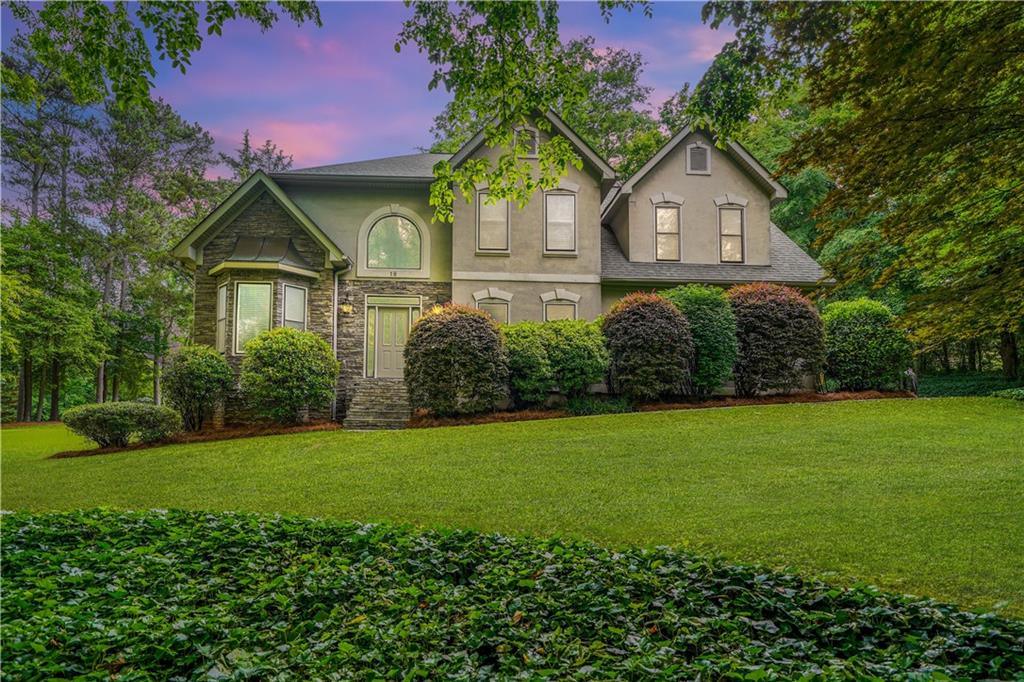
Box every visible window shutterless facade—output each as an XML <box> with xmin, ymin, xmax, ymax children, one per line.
<box><xmin>476</xmin><ymin>191</ymin><xmax>510</xmax><ymax>252</ymax></box>
<box><xmin>654</xmin><ymin>205</ymin><xmax>681</xmax><ymax>261</ymax></box>
<box><xmin>719</xmin><ymin>206</ymin><xmax>745</xmax><ymax>263</ymax></box>
<box><xmin>234</xmin><ymin>282</ymin><xmax>272</xmax><ymax>354</ymax></box>
<box><xmin>215</xmin><ymin>284</ymin><xmax>227</xmax><ymax>353</ymax></box>
<box><xmin>283</xmin><ymin>284</ymin><xmax>307</xmax><ymax>330</ymax></box>
<box><xmin>544</xmin><ymin>193</ymin><xmax>576</xmax><ymax>254</ymax></box>
<box><xmin>544</xmin><ymin>301</ymin><xmax>577</xmax><ymax>321</ymax></box>
<box><xmin>477</xmin><ymin>300</ymin><xmax>510</xmax><ymax>324</ymax></box>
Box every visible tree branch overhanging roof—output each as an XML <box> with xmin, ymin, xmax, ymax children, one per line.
<box><xmin>171</xmin><ymin>171</ymin><xmax>347</xmax><ymax>269</ymax></box>
<box><xmin>448</xmin><ymin>109</ymin><xmax>616</xmax><ymax>181</ymax></box>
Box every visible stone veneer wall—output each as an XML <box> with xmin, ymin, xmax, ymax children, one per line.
<box><xmin>195</xmin><ymin>192</ymin><xmax>335</xmax><ymax>424</ymax></box>
<box><xmin>334</xmin><ymin>279</ymin><xmax>452</xmax><ymax>418</ymax></box>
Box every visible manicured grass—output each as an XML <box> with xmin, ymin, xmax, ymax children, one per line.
<box><xmin>3</xmin><ymin>398</ymin><xmax>1022</xmax><ymax>615</ymax></box>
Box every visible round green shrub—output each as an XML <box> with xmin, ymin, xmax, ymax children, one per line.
<box><xmin>239</xmin><ymin>328</ymin><xmax>340</xmax><ymax>424</ymax></box>
<box><xmin>404</xmin><ymin>304</ymin><xmax>508</xmax><ymax>416</ymax></box>
<box><xmin>661</xmin><ymin>284</ymin><xmax>738</xmax><ymax>397</ymax></box>
<box><xmin>539</xmin><ymin>319</ymin><xmax>609</xmax><ymax>397</ymax></box>
<box><xmin>822</xmin><ymin>298</ymin><xmax>911</xmax><ymax>391</ymax></box>
<box><xmin>162</xmin><ymin>345</ymin><xmax>234</xmax><ymax>431</ymax></box>
<box><xmin>501</xmin><ymin>322</ymin><xmax>555</xmax><ymax>406</ymax></box>
<box><xmin>602</xmin><ymin>292</ymin><xmax>693</xmax><ymax>401</ymax></box>
<box><xmin>63</xmin><ymin>402</ymin><xmax>182</xmax><ymax>448</ymax></box>
<box><xmin>727</xmin><ymin>283</ymin><xmax>825</xmax><ymax>397</ymax></box>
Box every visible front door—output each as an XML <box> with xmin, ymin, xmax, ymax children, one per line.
<box><xmin>375</xmin><ymin>306</ymin><xmax>409</xmax><ymax>378</ymax></box>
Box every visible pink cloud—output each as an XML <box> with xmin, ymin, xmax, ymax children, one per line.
<box><xmin>246</xmin><ymin>118</ymin><xmax>362</xmax><ymax>167</ymax></box>
<box><xmin>668</xmin><ymin>25</ymin><xmax>735</xmax><ymax>63</ymax></box>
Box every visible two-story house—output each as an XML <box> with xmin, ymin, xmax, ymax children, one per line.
<box><xmin>172</xmin><ymin>112</ymin><xmax>824</xmax><ymax>427</ymax></box>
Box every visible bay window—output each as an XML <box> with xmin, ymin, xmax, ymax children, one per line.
<box><xmin>283</xmin><ymin>284</ymin><xmax>307</xmax><ymax>330</ymax></box>
<box><xmin>234</xmin><ymin>282</ymin><xmax>272</xmax><ymax>354</ymax></box>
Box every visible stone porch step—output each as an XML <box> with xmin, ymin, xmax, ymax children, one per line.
<box><xmin>343</xmin><ymin>379</ymin><xmax>411</xmax><ymax>430</ymax></box>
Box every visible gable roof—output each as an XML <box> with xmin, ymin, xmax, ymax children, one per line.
<box><xmin>171</xmin><ymin>171</ymin><xmax>347</xmax><ymax>268</ymax></box>
<box><xmin>601</xmin><ymin>126</ymin><xmax>788</xmax><ymax>221</ymax></box>
<box><xmin>448</xmin><ymin>110</ymin><xmax>616</xmax><ymax>182</ymax></box>
<box><xmin>601</xmin><ymin>223</ymin><xmax>825</xmax><ymax>286</ymax></box>
<box><xmin>273</xmin><ymin>153</ymin><xmax>451</xmax><ymax>181</ymax></box>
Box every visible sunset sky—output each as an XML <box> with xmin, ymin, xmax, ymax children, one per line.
<box><xmin>1</xmin><ymin>2</ymin><xmax>734</xmax><ymax>174</ymax></box>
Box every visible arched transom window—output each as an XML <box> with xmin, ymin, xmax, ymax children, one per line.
<box><xmin>366</xmin><ymin>215</ymin><xmax>421</xmax><ymax>270</ymax></box>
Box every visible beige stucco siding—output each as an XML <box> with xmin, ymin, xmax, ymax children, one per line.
<box><xmin>453</xmin><ymin>280</ymin><xmax>603</xmax><ymax>322</ymax></box>
<box><xmin>451</xmin><ymin>129</ymin><xmax>604</xmax><ymax>281</ymax></box>
<box><xmin>281</xmin><ymin>183</ymin><xmax>452</xmax><ymax>282</ymax></box>
<box><xmin>623</xmin><ymin>131</ymin><xmax>772</xmax><ymax>266</ymax></box>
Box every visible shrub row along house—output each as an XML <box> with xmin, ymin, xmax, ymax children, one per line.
<box><xmin>172</xmin><ymin>112</ymin><xmax>825</xmax><ymax>428</ymax></box>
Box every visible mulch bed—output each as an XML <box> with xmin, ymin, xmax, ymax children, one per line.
<box><xmin>50</xmin><ymin>422</ymin><xmax>341</xmax><ymax>460</ymax></box>
<box><xmin>409</xmin><ymin>390</ymin><xmax>915</xmax><ymax>429</ymax></box>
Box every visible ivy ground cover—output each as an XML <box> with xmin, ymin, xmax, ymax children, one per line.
<box><xmin>2</xmin><ymin>398</ymin><xmax>1023</xmax><ymax>616</ymax></box>
<box><xmin>3</xmin><ymin>509</ymin><xmax>1023</xmax><ymax>680</ymax></box>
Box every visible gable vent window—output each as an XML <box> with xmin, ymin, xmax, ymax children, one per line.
<box><xmin>283</xmin><ymin>284</ymin><xmax>307</xmax><ymax>330</ymax></box>
<box><xmin>687</xmin><ymin>143</ymin><xmax>710</xmax><ymax>175</ymax></box>
<box><xmin>515</xmin><ymin>127</ymin><xmax>539</xmax><ymax>157</ymax></box>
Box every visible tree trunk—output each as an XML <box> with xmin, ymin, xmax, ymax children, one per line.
<box><xmin>153</xmin><ymin>348</ymin><xmax>162</xmax><ymax>406</ymax></box>
<box><xmin>34</xmin><ymin>363</ymin><xmax>48</xmax><ymax>422</ymax></box>
<box><xmin>939</xmin><ymin>343</ymin><xmax>951</xmax><ymax>372</ymax></box>
<box><xmin>112</xmin><ymin>374</ymin><xmax>121</xmax><ymax>402</ymax></box>
<box><xmin>18</xmin><ymin>354</ymin><xmax>32</xmax><ymax>422</ymax></box>
<box><xmin>96</xmin><ymin>362</ymin><xmax>106</xmax><ymax>402</ymax></box>
<box><xmin>49</xmin><ymin>358</ymin><xmax>61</xmax><ymax>421</ymax></box>
<box><xmin>1000</xmin><ymin>330</ymin><xmax>1019</xmax><ymax>380</ymax></box>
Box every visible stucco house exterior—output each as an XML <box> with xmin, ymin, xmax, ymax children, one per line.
<box><xmin>172</xmin><ymin>112</ymin><xmax>824</xmax><ymax>428</ymax></box>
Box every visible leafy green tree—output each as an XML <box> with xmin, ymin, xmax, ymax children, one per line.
<box><xmin>822</xmin><ymin>299</ymin><xmax>911</xmax><ymax>391</ymax></box>
<box><xmin>661</xmin><ymin>284</ymin><xmax>738</xmax><ymax>398</ymax></box>
<box><xmin>691</xmin><ymin>1</ymin><xmax>1024</xmax><ymax>372</ymax></box>
<box><xmin>5</xmin><ymin>2</ymin><xmax>321</xmax><ymax>108</ymax></box>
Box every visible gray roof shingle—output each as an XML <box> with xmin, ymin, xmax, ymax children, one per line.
<box><xmin>601</xmin><ymin>224</ymin><xmax>827</xmax><ymax>285</ymax></box>
<box><xmin>276</xmin><ymin>153</ymin><xmax>451</xmax><ymax>180</ymax></box>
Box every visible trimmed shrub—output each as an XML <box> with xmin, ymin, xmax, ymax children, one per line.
<box><xmin>822</xmin><ymin>298</ymin><xmax>911</xmax><ymax>391</ymax></box>
<box><xmin>63</xmin><ymin>402</ymin><xmax>182</xmax><ymax>448</ymax></box>
<box><xmin>727</xmin><ymin>283</ymin><xmax>825</xmax><ymax>397</ymax></box>
<box><xmin>661</xmin><ymin>284</ymin><xmax>738</xmax><ymax>397</ymax></box>
<box><xmin>602</xmin><ymin>292</ymin><xmax>692</xmax><ymax>401</ymax></box>
<box><xmin>539</xmin><ymin>319</ymin><xmax>609</xmax><ymax>397</ymax></box>
<box><xmin>404</xmin><ymin>304</ymin><xmax>508</xmax><ymax>416</ymax></box>
<box><xmin>239</xmin><ymin>328</ymin><xmax>340</xmax><ymax>424</ymax></box>
<box><xmin>162</xmin><ymin>345</ymin><xmax>234</xmax><ymax>431</ymax></box>
<box><xmin>502</xmin><ymin>322</ymin><xmax>555</xmax><ymax>406</ymax></box>
<box><xmin>991</xmin><ymin>387</ymin><xmax>1024</xmax><ymax>401</ymax></box>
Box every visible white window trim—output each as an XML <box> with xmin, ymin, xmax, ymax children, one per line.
<box><xmin>215</xmin><ymin>283</ymin><xmax>228</xmax><ymax>354</ymax></box>
<box><xmin>543</xmin><ymin>191</ymin><xmax>577</xmax><ymax>255</ymax></box>
<box><xmin>717</xmin><ymin>205</ymin><xmax>746</xmax><ymax>264</ymax></box>
<box><xmin>686</xmin><ymin>141</ymin><xmax>711</xmax><ymax>175</ymax></box>
<box><xmin>475</xmin><ymin>190</ymin><xmax>511</xmax><ymax>254</ymax></box>
<box><xmin>515</xmin><ymin>125</ymin><xmax>540</xmax><ymax>158</ymax></box>
<box><xmin>653</xmin><ymin>203</ymin><xmax>682</xmax><ymax>262</ymax></box>
<box><xmin>356</xmin><ymin>204</ymin><xmax>431</xmax><ymax>279</ymax></box>
<box><xmin>233</xmin><ymin>281</ymin><xmax>273</xmax><ymax>355</ymax></box>
<box><xmin>282</xmin><ymin>283</ymin><xmax>308</xmax><ymax>331</ymax></box>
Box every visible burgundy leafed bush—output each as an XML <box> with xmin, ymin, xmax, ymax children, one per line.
<box><xmin>727</xmin><ymin>283</ymin><xmax>824</xmax><ymax>397</ymax></box>
<box><xmin>602</xmin><ymin>292</ymin><xmax>693</xmax><ymax>402</ymax></box>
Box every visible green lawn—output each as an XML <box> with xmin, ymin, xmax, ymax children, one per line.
<box><xmin>3</xmin><ymin>398</ymin><xmax>1022</xmax><ymax>615</ymax></box>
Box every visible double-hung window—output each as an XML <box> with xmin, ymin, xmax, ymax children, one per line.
<box><xmin>215</xmin><ymin>284</ymin><xmax>228</xmax><ymax>353</ymax></box>
<box><xmin>477</xmin><ymin>300</ymin><xmax>510</xmax><ymax>324</ymax></box>
<box><xmin>544</xmin><ymin>193</ymin><xmax>576</xmax><ymax>253</ymax></box>
<box><xmin>655</xmin><ymin>205</ymin><xmax>681</xmax><ymax>261</ymax></box>
<box><xmin>477</xmin><ymin>191</ymin><xmax>509</xmax><ymax>252</ymax></box>
<box><xmin>283</xmin><ymin>284</ymin><xmax>307</xmax><ymax>330</ymax></box>
<box><xmin>719</xmin><ymin>207</ymin><xmax>745</xmax><ymax>263</ymax></box>
<box><xmin>234</xmin><ymin>282</ymin><xmax>272</xmax><ymax>354</ymax></box>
